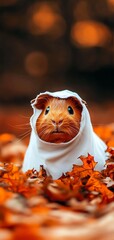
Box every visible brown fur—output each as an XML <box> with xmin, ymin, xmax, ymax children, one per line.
<box><xmin>35</xmin><ymin>95</ymin><xmax>82</xmax><ymax>143</ymax></box>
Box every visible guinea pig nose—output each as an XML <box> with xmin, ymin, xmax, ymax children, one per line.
<box><xmin>51</xmin><ymin>119</ymin><xmax>63</xmax><ymax>125</ymax></box>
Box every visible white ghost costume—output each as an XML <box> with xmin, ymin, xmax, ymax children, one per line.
<box><xmin>22</xmin><ymin>90</ymin><xmax>108</xmax><ymax>179</ymax></box>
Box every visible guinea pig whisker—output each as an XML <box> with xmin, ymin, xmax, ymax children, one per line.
<box><xmin>37</xmin><ymin>127</ymin><xmax>50</xmax><ymax>137</ymax></box>
<box><xmin>8</xmin><ymin>123</ymin><xmax>30</xmax><ymax>130</ymax></box>
<box><xmin>13</xmin><ymin>130</ymin><xmax>31</xmax><ymax>144</ymax></box>
<box><xmin>15</xmin><ymin>126</ymin><xmax>30</xmax><ymax>130</ymax></box>
<box><xmin>41</xmin><ymin>127</ymin><xmax>52</xmax><ymax>136</ymax></box>
<box><xmin>63</xmin><ymin>124</ymin><xmax>80</xmax><ymax>136</ymax></box>
<box><xmin>15</xmin><ymin>123</ymin><xmax>30</xmax><ymax>126</ymax></box>
<box><xmin>18</xmin><ymin>115</ymin><xmax>31</xmax><ymax>119</ymax></box>
<box><xmin>19</xmin><ymin>130</ymin><xmax>31</xmax><ymax>138</ymax></box>
<box><xmin>16</xmin><ymin>125</ymin><xmax>30</xmax><ymax>130</ymax></box>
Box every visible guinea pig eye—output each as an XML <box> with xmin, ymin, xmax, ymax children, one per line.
<box><xmin>68</xmin><ymin>106</ymin><xmax>74</xmax><ymax>115</ymax></box>
<box><xmin>45</xmin><ymin>106</ymin><xmax>50</xmax><ymax>115</ymax></box>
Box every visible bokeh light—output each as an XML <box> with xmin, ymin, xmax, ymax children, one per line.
<box><xmin>0</xmin><ymin>0</ymin><xmax>114</xmax><ymax>108</ymax></box>
<box><xmin>28</xmin><ymin>3</ymin><xmax>66</xmax><ymax>38</ymax></box>
<box><xmin>108</xmin><ymin>0</ymin><xmax>114</xmax><ymax>7</ymax></box>
<box><xmin>71</xmin><ymin>21</ymin><xmax>112</xmax><ymax>47</ymax></box>
<box><xmin>0</xmin><ymin>0</ymin><xmax>114</xmax><ymax>144</ymax></box>
<box><xmin>25</xmin><ymin>51</ymin><xmax>48</xmax><ymax>77</ymax></box>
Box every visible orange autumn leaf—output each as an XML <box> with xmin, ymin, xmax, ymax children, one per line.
<box><xmin>94</xmin><ymin>125</ymin><xmax>114</xmax><ymax>147</ymax></box>
<box><xmin>12</xmin><ymin>225</ymin><xmax>43</xmax><ymax>240</ymax></box>
<box><xmin>44</xmin><ymin>182</ymin><xmax>73</xmax><ymax>202</ymax></box>
<box><xmin>80</xmin><ymin>154</ymin><xmax>97</xmax><ymax>170</ymax></box>
<box><xmin>86</xmin><ymin>174</ymin><xmax>114</xmax><ymax>201</ymax></box>
<box><xmin>0</xmin><ymin>129</ymin><xmax>114</xmax><ymax>239</ymax></box>
<box><xmin>0</xmin><ymin>133</ymin><xmax>16</xmax><ymax>144</ymax></box>
<box><xmin>0</xmin><ymin>187</ymin><xmax>13</xmax><ymax>204</ymax></box>
<box><xmin>107</xmin><ymin>140</ymin><xmax>114</xmax><ymax>147</ymax></box>
<box><xmin>67</xmin><ymin>154</ymin><xmax>97</xmax><ymax>177</ymax></box>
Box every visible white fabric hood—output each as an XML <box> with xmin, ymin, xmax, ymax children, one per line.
<box><xmin>22</xmin><ymin>90</ymin><xmax>108</xmax><ymax>179</ymax></box>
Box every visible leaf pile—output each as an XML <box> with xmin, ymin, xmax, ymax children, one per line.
<box><xmin>0</xmin><ymin>127</ymin><xmax>114</xmax><ymax>240</ymax></box>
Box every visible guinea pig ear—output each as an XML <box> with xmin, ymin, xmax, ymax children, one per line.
<box><xmin>68</xmin><ymin>97</ymin><xmax>83</xmax><ymax>111</ymax></box>
<box><xmin>33</xmin><ymin>94</ymin><xmax>52</xmax><ymax>110</ymax></box>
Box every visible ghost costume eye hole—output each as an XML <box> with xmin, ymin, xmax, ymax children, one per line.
<box><xmin>45</xmin><ymin>106</ymin><xmax>50</xmax><ymax>115</ymax></box>
<box><xmin>68</xmin><ymin>106</ymin><xmax>74</xmax><ymax>115</ymax></box>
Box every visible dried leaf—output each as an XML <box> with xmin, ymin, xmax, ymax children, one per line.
<box><xmin>0</xmin><ymin>129</ymin><xmax>114</xmax><ymax>240</ymax></box>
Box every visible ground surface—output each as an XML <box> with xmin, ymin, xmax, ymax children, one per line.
<box><xmin>0</xmin><ymin>105</ymin><xmax>114</xmax><ymax>240</ymax></box>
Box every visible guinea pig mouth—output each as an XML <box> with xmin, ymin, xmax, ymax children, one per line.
<box><xmin>52</xmin><ymin>130</ymin><xmax>64</xmax><ymax>134</ymax></box>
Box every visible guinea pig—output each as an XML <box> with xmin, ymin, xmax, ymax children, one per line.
<box><xmin>22</xmin><ymin>90</ymin><xmax>108</xmax><ymax>179</ymax></box>
<box><xmin>35</xmin><ymin>94</ymin><xmax>82</xmax><ymax>144</ymax></box>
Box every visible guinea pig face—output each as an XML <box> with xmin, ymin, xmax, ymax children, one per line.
<box><xmin>35</xmin><ymin>94</ymin><xmax>82</xmax><ymax>143</ymax></box>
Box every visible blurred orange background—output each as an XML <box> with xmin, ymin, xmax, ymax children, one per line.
<box><xmin>0</xmin><ymin>0</ymin><xmax>114</xmax><ymax>137</ymax></box>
